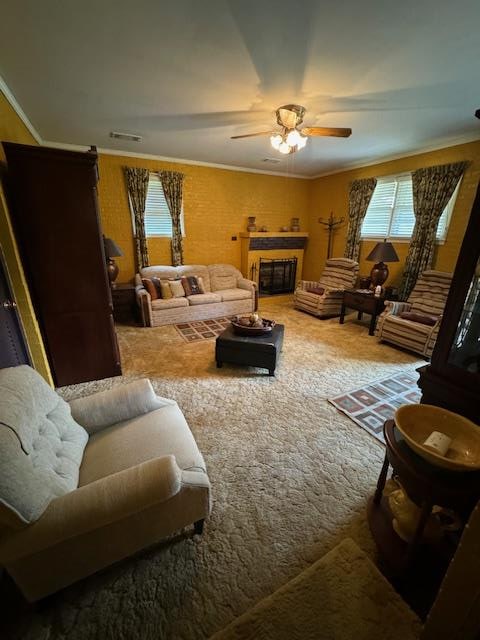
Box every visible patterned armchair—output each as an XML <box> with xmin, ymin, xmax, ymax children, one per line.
<box><xmin>376</xmin><ymin>270</ymin><xmax>452</xmax><ymax>358</ymax></box>
<box><xmin>294</xmin><ymin>258</ymin><xmax>359</xmax><ymax>318</ymax></box>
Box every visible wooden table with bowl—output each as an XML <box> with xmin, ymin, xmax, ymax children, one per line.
<box><xmin>215</xmin><ymin>313</ymin><xmax>284</xmax><ymax>376</ymax></box>
<box><xmin>368</xmin><ymin>405</ymin><xmax>480</xmax><ymax>614</ymax></box>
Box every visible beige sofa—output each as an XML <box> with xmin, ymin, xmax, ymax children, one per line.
<box><xmin>135</xmin><ymin>263</ymin><xmax>256</xmax><ymax>327</ymax></box>
<box><xmin>0</xmin><ymin>366</ymin><xmax>211</xmax><ymax>602</ymax></box>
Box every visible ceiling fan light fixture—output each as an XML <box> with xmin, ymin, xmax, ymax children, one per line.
<box><xmin>270</xmin><ymin>134</ymin><xmax>282</xmax><ymax>150</ymax></box>
<box><xmin>278</xmin><ymin>141</ymin><xmax>291</xmax><ymax>154</ymax></box>
<box><xmin>297</xmin><ymin>134</ymin><xmax>308</xmax><ymax>149</ymax></box>
<box><xmin>286</xmin><ymin>129</ymin><xmax>301</xmax><ymax>147</ymax></box>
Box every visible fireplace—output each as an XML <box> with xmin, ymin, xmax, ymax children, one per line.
<box><xmin>259</xmin><ymin>257</ymin><xmax>297</xmax><ymax>295</ymax></box>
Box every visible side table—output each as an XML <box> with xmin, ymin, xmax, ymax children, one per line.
<box><xmin>339</xmin><ymin>289</ymin><xmax>386</xmax><ymax>335</ymax></box>
<box><xmin>111</xmin><ymin>283</ymin><xmax>137</xmax><ymax>324</ymax></box>
<box><xmin>368</xmin><ymin>419</ymin><xmax>480</xmax><ymax>613</ymax></box>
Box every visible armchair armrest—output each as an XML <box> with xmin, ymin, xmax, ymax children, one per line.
<box><xmin>237</xmin><ymin>277</ymin><xmax>256</xmax><ymax>293</ymax></box>
<box><xmin>135</xmin><ymin>281</ymin><xmax>151</xmax><ymax>327</ymax></box>
<box><xmin>69</xmin><ymin>379</ymin><xmax>168</xmax><ymax>435</ymax></box>
<box><xmin>237</xmin><ymin>278</ymin><xmax>258</xmax><ymax>310</ymax></box>
<box><xmin>0</xmin><ymin>456</ymin><xmax>183</xmax><ymax>561</ymax></box>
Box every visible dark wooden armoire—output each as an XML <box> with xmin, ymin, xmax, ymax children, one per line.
<box><xmin>3</xmin><ymin>142</ymin><xmax>121</xmax><ymax>386</ymax></box>
<box><xmin>418</xmin><ymin>181</ymin><xmax>480</xmax><ymax>424</ymax></box>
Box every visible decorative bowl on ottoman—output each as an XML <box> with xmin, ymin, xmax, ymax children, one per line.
<box><xmin>395</xmin><ymin>404</ymin><xmax>480</xmax><ymax>471</ymax></box>
<box><xmin>231</xmin><ymin>314</ymin><xmax>275</xmax><ymax>336</ymax></box>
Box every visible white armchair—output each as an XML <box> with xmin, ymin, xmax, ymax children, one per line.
<box><xmin>294</xmin><ymin>258</ymin><xmax>359</xmax><ymax>318</ymax></box>
<box><xmin>0</xmin><ymin>366</ymin><xmax>211</xmax><ymax>601</ymax></box>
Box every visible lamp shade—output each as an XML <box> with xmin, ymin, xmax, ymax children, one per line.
<box><xmin>104</xmin><ymin>237</ymin><xmax>123</xmax><ymax>258</ymax></box>
<box><xmin>366</xmin><ymin>240</ymin><xmax>399</xmax><ymax>263</ymax></box>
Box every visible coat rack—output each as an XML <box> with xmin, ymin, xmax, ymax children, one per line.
<box><xmin>318</xmin><ymin>212</ymin><xmax>344</xmax><ymax>259</ymax></box>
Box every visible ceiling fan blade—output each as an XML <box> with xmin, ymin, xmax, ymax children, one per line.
<box><xmin>301</xmin><ymin>127</ymin><xmax>352</xmax><ymax>138</ymax></box>
<box><xmin>230</xmin><ymin>132</ymin><xmax>273</xmax><ymax>139</ymax></box>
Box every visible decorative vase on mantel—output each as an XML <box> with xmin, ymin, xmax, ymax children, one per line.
<box><xmin>291</xmin><ymin>217</ymin><xmax>300</xmax><ymax>232</ymax></box>
<box><xmin>247</xmin><ymin>216</ymin><xmax>257</xmax><ymax>232</ymax></box>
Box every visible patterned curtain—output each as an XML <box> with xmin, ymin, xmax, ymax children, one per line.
<box><xmin>124</xmin><ymin>167</ymin><xmax>150</xmax><ymax>270</ymax></box>
<box><xmin>344</xmin><ymin>178</ymin><xmax>377</xmax><ymax>261</ymax></box>
<box><xmin>158</xmin><ymin>170</ymin><xmax>185</xmax><ymax>266</ymax></box>
<box><xmin>399</xmin><ymin>161</ymin><xmax>468</xmax><ymax>300</ymax></box>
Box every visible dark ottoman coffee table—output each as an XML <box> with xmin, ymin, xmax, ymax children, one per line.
<box><xmin>215</xmin><ymin>324</ymin><xmax>285</xmax><ymax>376</ymax></box>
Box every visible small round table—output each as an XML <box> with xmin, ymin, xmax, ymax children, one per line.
<box><xmin>369</xmin><ymin>420</ymin><xmax>480</xmax><ymax>573</ymax></box>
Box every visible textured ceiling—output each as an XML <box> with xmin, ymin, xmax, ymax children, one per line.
<box><xmin>1</xmin><ymin>0</ymin><xmax>480</xmax><ymax>176</ymax></box>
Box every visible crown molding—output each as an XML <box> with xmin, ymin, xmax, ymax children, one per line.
<box><xmin>41</xmin><ymin>140</ymin><xmax>309</xmax><ymax>179</ymax></box>
<box><xmin>0</xmin><ymin>74</ymin><xmax>42</xmax><ymax>144</ymax></box>
<box><xmin>309</xmin><ymin>133</ymin><xmax>480</xmax><ymax>180</ymax></box>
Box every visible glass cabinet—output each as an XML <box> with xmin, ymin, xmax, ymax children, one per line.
<box><xmin>418</xmin><ymin>183</ymin><xmax>480</xmax><ymax>424</ymax></box>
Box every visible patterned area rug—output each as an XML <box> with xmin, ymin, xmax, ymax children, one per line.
<box><xmin>174</xmin><ymin>316</ymin><xmax>232</xmax><ymax>342</ymax></box>
<box><xmin>328</xmin><ymin>371</ymin><xmax>421</xmax><ymax>444</ymax></box>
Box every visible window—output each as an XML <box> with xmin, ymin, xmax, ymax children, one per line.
<box><xmin>361</xmin><ymin>174</ymin><xmax>459</xmax><ymax>242</ymax></box>
<box><xmin>144</xmin><ymin>174</ymin><xmax>184</xmax><ymax>237</ymax></box>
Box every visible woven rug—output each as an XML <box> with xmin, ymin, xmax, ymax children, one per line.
<box><xmin>210</xmin><ymin>538</ymin><xmax>420</xmax><ymax>640</ymax></box>
<box><xmin>328</xmin><ymin>371</ymin><xmax>421</xmax><ymax>444</ymax></box>
<box><xmin>174</xmin><ymin>316</ymin><xmax>232</xmax><ymax>342</ymax></box>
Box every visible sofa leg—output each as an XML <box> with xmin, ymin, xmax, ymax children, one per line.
<box><xmin>194</xmin><ymin>519</ymin><xmax>205</xmax><ymax>535</ymax></box>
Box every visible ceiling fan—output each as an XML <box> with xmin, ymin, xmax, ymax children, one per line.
<box><xmin>231</xmin><ymin>104</ymin><xmax>352</xmax><ymax>155</ymax></box>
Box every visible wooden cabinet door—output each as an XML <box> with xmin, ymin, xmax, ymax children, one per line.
<box><xmin>3</xmin><ymin>143</ymin><xmax>121</xmax><ymax>386</ymax></box>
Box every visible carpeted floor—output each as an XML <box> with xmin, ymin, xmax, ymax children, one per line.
<box><xmin>4</xmin><ymin>297</ymin><xmax>421</xmax><ymax>640</ymax></box>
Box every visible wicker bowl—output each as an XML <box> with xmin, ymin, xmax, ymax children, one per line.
<box><xmin>231</xmin><ymin>317</ymin><xmax>275</xmax><ymax>336</ymax></box>
<box><xmin>395</xmin><ymin>404</ymin><xmax>480</xmax><ymax>471</ymax></box>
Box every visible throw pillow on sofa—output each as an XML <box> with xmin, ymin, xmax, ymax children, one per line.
<box><xmin>181</xmin><ymin>275</ymin><xmax>205</xmax><ymax>296</ymax></box>
<box><xmin>400</xmin><ymin>311</ymin><xmax>439</xmax><ymax>326</ymax></box>
<box><xmin>160</xmin><ymin>281</ymin><xmax>173</xmax><ymax>299</ymax></box>
<box><xmin>142</xmin><ymin>278</ymin><xmax>158</xmax><ymax>300</ymax></box>
<box><xmin>169</xmin><ymin>279</ymin><xmax>186</xmax><ymax>298</ymax></box>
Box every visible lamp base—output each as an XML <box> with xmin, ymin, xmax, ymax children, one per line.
<box><xmin>107</xmin><ymin>259</ymin><xmax>119</xmax><ymax>287</ymax></box>
<box><xmin>370</xmin><ymin>261</ymin><xmax>389</xmax><ymax>288</ymax></box>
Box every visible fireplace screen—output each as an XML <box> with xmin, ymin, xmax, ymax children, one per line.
<box><xmin>259</xmin><ymin>257</ymin><xmax>297</xmax><ymax>295</ymax></box>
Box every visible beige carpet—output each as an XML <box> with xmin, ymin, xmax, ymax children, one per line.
<box><xmin>4</xmin><ymin>298</ymin><xmax>421</xmax><ymax>640</ymax></box>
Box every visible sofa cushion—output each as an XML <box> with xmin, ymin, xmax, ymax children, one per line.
<box><xmin>0</xmin><ymin>366</ymin><xmax>88</xmax><ymax>524</ymax></box>
<box><xmin>79</xmin><ymin>401</ymin><xmax>206</xmax><ymax>485</ymax></box>
<box><xmin>218</xmin><ymin>288</ymin><xmax>252</xmax><ymax>302</ymax></box>
<box><xmin>209</xmin><ymin>264</ymin><xmax>241</xmax><ymax>291</ymax></box>
<box><xmin>187</xmin><ymin>292</ymin><xmax>222</xmax><ymax>305</ymax></box>
<box><xmin>151</xmin><ymin>297</ymin><xmax>189</xmax><ymax>310</ymax></box>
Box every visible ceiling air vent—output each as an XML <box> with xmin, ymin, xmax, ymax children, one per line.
<box><xmin>262</xmin><ymin>157</ymin><xmax>281</xmax><ymax>164</ymax></box>
<box><xmin>109</xmin><ymin>131</ymin><xmax>142</xmax><ymax>142</ymax></box>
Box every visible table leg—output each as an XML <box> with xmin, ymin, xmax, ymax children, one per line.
<box><xmin>339</xmin><ymin>302</ymin><xmax>346</xmax><ymax>325</ymax></box>
<box><xmin>357</xmin><ymin>311</ymin><xmax>363</xmax><ymax>320</ymax></box>
<box><xmin>369</xmin><ymin>313</ymin><xmax>377</xmax><ymax>336</ymax></box>
<box><xmin>374</xmin><ymin>452</ymin><xmax>390</xmax><ymax>504</ymax></box>
<box><xmin>216</xmin><ymin>361</ymin><xmax>223</xmax><ymax>368</ymax></box>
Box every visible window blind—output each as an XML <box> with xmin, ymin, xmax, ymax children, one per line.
<box><xmin>144</xmin><ymin>174</ymin><xmax>173</xmax><ymax>236</ymax></box>
<box><xmin>361</xmin><ymin>174</ymin><xmax>457</xmax><ymax>241</ymax></box>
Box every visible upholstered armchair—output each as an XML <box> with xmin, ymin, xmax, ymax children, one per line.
<box><xmin>376</xmin><ymin>270</ymin><xmax>452</xmax><ymax>358</ymax></box>
<box><xmin>0</xmin><ymin>366</ymin><xmax>211</xmax><ymax>602</ymax></box>
<box><xmin>294</xmin><ymin>258</ymin><xmax>359</xmax><ymax>318</ymax></box>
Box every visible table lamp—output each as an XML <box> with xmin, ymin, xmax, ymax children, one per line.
<box><xmin>104</xmin><ymin>237</ymin><xmax>123</xmax><ymax>287</ymax></box>
<box><xmin>366</xmin><ymin>240</ymin><xmax>399</xmax><ymax>288</ymax></box>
